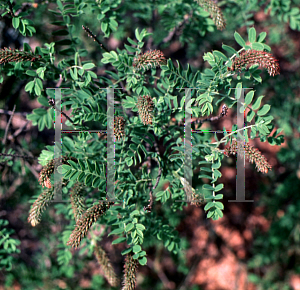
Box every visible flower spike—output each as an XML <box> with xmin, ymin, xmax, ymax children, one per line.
<box><xmin>228</xmin><ymin>49</ymin><xmax>280</xmax><ymax>77</ymax></box>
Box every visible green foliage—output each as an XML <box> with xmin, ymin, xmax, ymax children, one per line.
<box><xmin>0</xmin><ymin>0</ymin><xmax>36</xmax><ymax>36</ymax></box>
<box><xmin>266</xmin><ymin>0</ymin><xmax>300</xmax><ymax>30</ymax></box>
<box><xmin>0</xmin><ymin>219</ymin><xmax>21</xmax><ymax>271</ymax></box>
<box><xmin>247</xmin><ymin>174</ymin><xmax>300</xmax><ymax>289</ymax></box>
<box><xmin>44</xmin><ymin>24</ymin><xmax>280</xmax><ymax>266</ymax></box>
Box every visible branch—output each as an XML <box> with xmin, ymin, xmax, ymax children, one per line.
<box><xmin>0</xmin><ymin>109</ymin><xmax>28</xmax><ymax>116</ymax></box>
<box><xmin>2</xmin><ymin>104</ymin><xmax>15</xmax><ymax>145</ymax></box>
<box><xmin>193</xmin><ymin>104</ymin><xmax>228</xmax><ymax>127</ymax></box>
<box><xmin>82</xmin><ymin>25</ymin><xmax>109</xmax><ymax>53</ymax></box>
<box><xmin>147</xmin><ymin>258</ymin><xmax>175</xmax><ymax>289</ymax></box>
<box><xmin>24</xmin><ymin>159</ymin><xmax>39</xmax><ymax>180</ymax></box>
<box><xmin>0</xmin><ymin>153</ymin><xmax>36</xmax><ymax>160</ymax></box>
<box><xmin>156</xmin><ymin>12</ymin><xmax>192</xmax><ymax>48</ymax></box>
<box><xmin>6</xmin><ymin>0</ymin><xmax>15</xmax><ymax>17</ymax></box>
<box><xmin>55</xmin><ymin>74</ymin><xmax>63</xmax><ymax>88</ymax></box>
<box><xmin>48</xmin><ymin>98</ymin><xmax>88</xmax><ymax>130</ymax></box>
<box><xmin>9</xmin><ymin>120</ymin><xmax>30</xmax><ymax>140</ymax></box>
<box><xmin>144</xmin><ymin>159</ymin><xmax>162</xmax><ymax>213</ymax></box>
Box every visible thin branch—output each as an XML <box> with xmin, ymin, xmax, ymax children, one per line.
<box><xmin>10</xmin><ymin>120</ymin><xmax>30</xmax><ymax>140</ymax></box>
<box><xmin>0</xmin><ymin>176</ymin><xmax>23</xmax><ymax>201</ymax></box>
<box><xmin>24</xmin><ymin>159</ymin><xmax>39</xmax><ymax>180</ymax></box>
<box><xmin>2</xmin><ymin>104</ymin><xmax>15</xmax><ymax>145</ymax></box>
<box><xmin>5</xmin><ymin>1</ymin><xmax>39</xmax><ymax>17</ymax></box>
<box><xmin>0</xmin><ymin>109</ymin><xmax>28</xmax><ymax>116</ymax></box>
<box><xmin>144</xmin><ymin>160</ymin><xmax>162</xmax><ymax>213</ymax></box>
<box><xmin>156</xmin><ymin>11</ymin><xmax>192</xmax><ymax>48</ymax></box>
<box><xmin>147</xmin><ymin>258</ymin><xmax>174</xmax><ymax>289</ymax></box>
<box><xmin>0</xmin><ymin>153</ymin><xmax>36</xmax><ymax>160</ymax></box>
<box><xmin>177</xmin><ymin>254</ymin><xmax>202</xmax><ymax>290</ymax></box>
<box><xmin>193</xmin><ymin>104</ymin><xmax>228</xmax><ymax>127</ymax></box>
<box><xmin>48</xmin><ymin>98</ymin><xmax>88</xmax><ymax>130</ymax></box>
<box><xmin>82</xmin><ymin>25</ymin><xmax>109</xmax><ymax>52</ymax></box>
<box><xmin>6</xmin><ymin>0</ymin><xmax>15</xmax><ymax>17</ymax></box>
<box><xmin>55</xmin><ymin>74</ymin><xmax>63</xmax><ymax>88</ymax></box>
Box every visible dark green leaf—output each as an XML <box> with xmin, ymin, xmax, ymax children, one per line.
<box><xmin>257</xmin><ymin>32</ymin><xmax>267</xmax><ymax>42</ymax></box>
<box><xmin>213</xmin><ymin>50</ymin><xmax>227</xmax><ymax>61</ymax></box>
<box><xmin>138</xmin><ymin>257</ymin><xmax>147</xmax><ymax>265</ymax></box>
<box><xmin>26</xmin><ymin>70</ymin><xmax>37</xmax><ymax>77</ymax></box>
<box><xmin>246</xmin><ymin>110</ymin><xmax>255</xmax><ymax>122</ymax></box>
<box><xmin>55</xmin><ymin>39</ymin><xmax>72</xmax><ymax>46</ymax></box>
<box><xmin>121</xmin><ymin>248</ymin><xmax>133</xmax><ymax>255</ymax></box>
<box><xmin>112</xmin><ymin>237</ymin><xmax>126</xmax><ymax>245</ymax></box>
<box><xmin>214</xmin><ymin>202</ymin><xmax>224</xmax><ymax>209</ymax></box>
<box><xmin>214</xmin><ymin>184</ymin><xmax>224</xmax><ymax>192</ymax></box>
<box><xmin>108</xmin><ymin>228</ymin><xmax>124</xmax><ymax>236</ymax></box>
<box><xmin>58</xmin><ymin>48</ymin><xmax>75</xmax><ymax>56</ymax></box>
<box><xmin>52</xmin><ymin>29</ymin><xmax>69</xmax><ymax>36</ymax></box>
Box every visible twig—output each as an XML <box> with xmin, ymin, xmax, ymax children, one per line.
<box><xmin>141</xmin><ymin>133</ymin><xmax>163</xmax><ymax>212</ymax></box>
<box><xmin>82</xmin><ymin>25</ymin><xmax>109</xmax><ymax>52</ymax></box>
<box><xmin>110</xmin><ymin>0</ymin><xmax>124</xmax><ymax>11</ymax></box>
<box><xmin>177</xmin><ymin>254</ymin><xmax>202</xmax><ymax>290</ymax></box>
<box><xmin>6</xmin><ymin>1</ymin><xmax>39</xmax><ymax>17</ymax></box>
<box><xmin>6</xmin><ymin>0</ymin><xmax>15</xmax><ymax>17</ymax></box>
<box><xmin>48</xmin><ymin>98</ymin><xmax>86</xmax><ymax>130</ymax></box>
<box><xmin>55</xmin><ymin>74</ymin><xmax>63</xmax><ymax>88</ymax></box>
<box><xmin>9</xmin><ymin>120</ymin><xmax>30</xmax><ymax>140</ymax></box>
<box><xmin>144</xmin><ymin>160</ymin><xmax>162</xmax><ymax>213</ymax></box>
<box><xmin>156</xmin><ymin>11</ymin><xmax>192</xmax><ymax>48</ymax></box>
<box><xmin>24</xmin><ymin>160</ymin><xmax>39</xmax><ymax>180</ymax></box>
<box><xmin>147</xmin><ymin>258</ymin><xmax>174</xmax><ymax>289</ymax></box>
<box><xmin>0</xmin><ymin>109</ymin><xmax>28</xmax><ymax>116</ymax></box>
<box><xmin>2</xmin><ymin>105</ymin><xmax>15</xmax><ymax>145</ymax></box>
<box><xmin>0</xmin><ymin>176</ymin><xmax>23</xmax><ymax>201</ymax></box>
<box><xmin>0</xmin><ymin>153</ymin><xmax>36</xmax><ymax>160</ymax></box>
<box><xmin>193</xmin><ymin>104</ymin><xmax>228</xmax><ymax>127</ymax></box>
<box><xmin>145</xmin><ymin>141</ymin><xmax>152</xmax><ymax>206</ymax></box>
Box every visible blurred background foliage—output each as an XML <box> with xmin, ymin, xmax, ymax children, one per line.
<box><xmin>0</xmin><ymin>0</ymin><xmax>300</xmax><ymax>289</ymax></box>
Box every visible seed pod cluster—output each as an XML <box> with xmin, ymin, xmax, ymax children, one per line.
<box><xmin>0</xmin><ymin>47</ymin><xmax>41</xmax><ymax>64</ymax></box>
<box><xmin>224</xmin><ymin>138</ymin><xmax>272</xmax><ymax>173</ymax></box>
<box><xmin>114</xmin><ymin>116</ymin><xmax>126</xmax><ymax>141</ymax></box>
<box><xmin>228</xmin><ymin>49</ymin><xmax>280</xmax><ymax>77</ymax></box>
<box><xmin>133</xmin><ymin>49</ymin><xmax>167</xmax><ymax>72</ymax></box>
<box><xmin>196</xmin><ymin>0</ymin><xmax>226</xmax><ymax>30</ymax></box>
<box><xmin>38</xmin><ymin>156</ymin><xmax>77</xmax><ymax>188</ymax></box>
<box><xmin>136</xmin><ymin>95</ymin><xmax>154</xmax><ymax>125</ymax></box>
<box><xmin>122</xmin><ymin>253</ymin><xmax>138</xmax><ymax>290</ymax></box>
<box><xmin>67</xmin><ymin>202</ymin><xmax>114</xmax><ymax>248</ymax></box>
